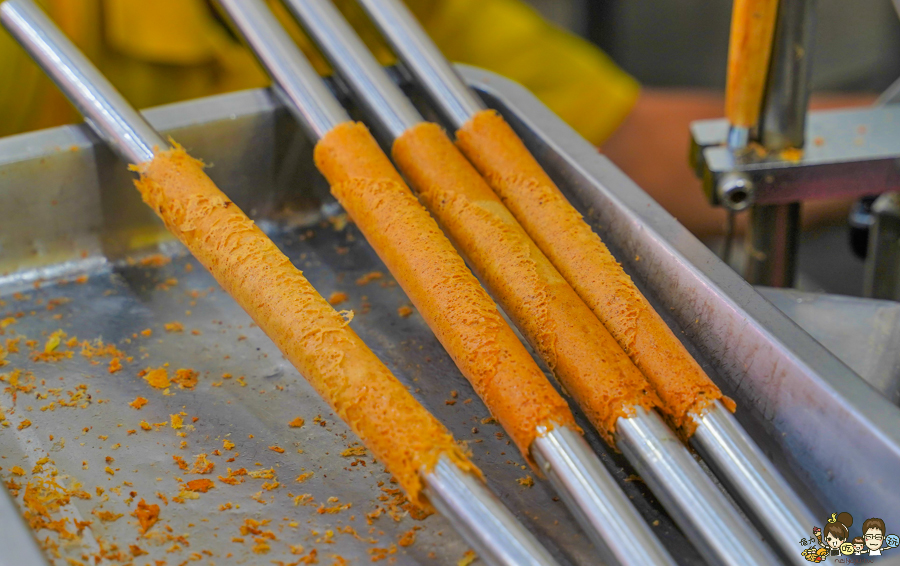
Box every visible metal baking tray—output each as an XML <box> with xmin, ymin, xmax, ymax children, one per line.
<box><xmin>0</xmin><ymin>66</ymin><xmax>898</xmax><ymax>565</ymax></box>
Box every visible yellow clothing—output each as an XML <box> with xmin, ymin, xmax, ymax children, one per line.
<box><xmin>0</xmin><ymin>0</ymin><xmax>638</xmax><ymax>145</ymax></box>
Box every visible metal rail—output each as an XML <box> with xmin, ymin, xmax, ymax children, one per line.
<box><xmin>347</xmin><ymin>1</ymin><xmax>817</xmax><ymax>562</ymax></box>
<box><xmin>270</xmin><ymin>1</ymin><xmax>786</xmax><ymax>564</ymax></box>
<box><xmin>1</xmin><ymin>3</ymin><xmax>560</xmax><ymax>565</ymax></box>
<box><xmin>0</xmin><ymin>0</ymin><xmax>165</xmax><ymax>164</ymax></box>
<box><xmin>227</xmin><ymin>0</ymin><xmax>680</xmax><ymax>563</ymax></box>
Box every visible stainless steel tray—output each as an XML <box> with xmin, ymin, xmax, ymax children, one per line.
<box><xmin>0</xmin><ymin>66</ymin><xmax>897</xmax><ymax>565</ymax></box>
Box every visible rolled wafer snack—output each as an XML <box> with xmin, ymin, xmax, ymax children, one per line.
<box><xmin>725</xmin><ymin>0</ymin><xmax>780</xmax><ymax>128</ymax></box>
<box><xmin>456</xmin><ymin>110</ymin><xmax>735</xmax><ymax>438</ymax></box>
<box><xmin>393</xmin><ymin>122</ymin><xmax>660</xmax><ymax>445</ymax></box>
<box><xmin>314</xmin><ymin>121</ymin><xmax>576</xmax><ymax>462</ymax></box>
<box><xmin>132</xmin><ymin>143</ymin><xmax>476</xmax><ymax>509</ymax></box>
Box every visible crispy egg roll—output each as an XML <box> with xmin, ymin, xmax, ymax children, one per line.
<box><xmin>393</xmin><ymin>123</ymin><xmax>660</xmax><ymax>444</ymax></box>
<box><xmin>133</xmin><ymin>144</ymin><xmax>475</xmax><ymax>508</ymax></box>
<box><xmin>314</xmin><ymin>122</ymin><xmax>576</xmax><ymax>462</ymax></box>
<box><xmin>725</xmin><ymin>0</ymin><xmax>780</xmax><ymax>128</ymax></box>
<box><xmin>456</xmin><ymin>110</ymin><xmax>735</xmax><ymax>438</ymax></box>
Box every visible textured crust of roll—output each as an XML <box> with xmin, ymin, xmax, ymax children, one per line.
<box><xmin>725</xmin><ymin>0</ymin><xmax>780</xmax><ymax>127</ymax></box>
<box><xmin>314</xmin><ymin>122</ymin><xmax>575</xmax><ymax>462</ymax></box>
<box><xmin>132</xmin><ymin>145</ymin><xmax>476</xmax><ymax>509</ymax></box>
<box><xmin>456</xmin><ymin>110</ymin><xmax>735</xmax><ymax>438</ymax></box>
<box><xmin>393</xmin><ymin>123</ymin><xmax>659</xmax><ymax>445</ymax></box>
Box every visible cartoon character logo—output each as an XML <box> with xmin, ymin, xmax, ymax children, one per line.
<box><xmin>801</xmin><ymin>513</ymin><xmax>898</xmax><ymax>561</ymax></box>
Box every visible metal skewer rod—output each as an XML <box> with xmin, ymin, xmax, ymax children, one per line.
<box><xmin>0</xmin><ymin>3</ymin><xmax>557</xmax><ymax>566</ymax></box>
<box><xmin>354</xmin><ymin>0</ymin><xmax>817</xmax><ymax>560</ymax></box>
<box><xmin>208</xmin><ymin>2</ymin><xmax>562</xmax><ymax>565</ymax></box>
<box><xmin>221</xmin><ymin>1</ymin><xmax>675</xmax><ymax>564</ymax></box>
<box><xmin>270</xmin><ymin>1</ymin><xmax>780</xmax><ymax>564</ymax></box>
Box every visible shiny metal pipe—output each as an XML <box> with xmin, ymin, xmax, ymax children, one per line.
<box><xmin>616</xmin><ymin>407</ymin><xmax>779</xmax><ymax>566</ymax></box>
<box><xmin>0</xmin><ymin>481</ymin><xmax>50</xmax><ymax>566</ymax></box>
<box><xmin>210</xmin><ymin>3</ymin><xmax>562</xmax><ymax>563</ymax></box>
<box><xmin>217</xmin><ymin>0</ymin><xmax>348</xmax><ymax>141</ymax></box>
<box><xmin>424</xmin><ymin>456</ymin><xmax>560</xmax><ymax>566</ymax></box>
<box><xmin>262</xmin><ymin>5</ymin><xmax>678</xmax><ymax>562</ymax></box>
<box><xmin>279</xmin><ymin>0</ymin><xmax>422</xmax><ymax>140</ymax></box>
<box><xmin>532</xmin><ymin>427</ymin><xmax>676</xmax><ymax>566</ymax></box>
<box><xmin>355</xmin><ymin>0</ymin><xmax>485</xmax><ymax>130</ymax></box>
<box><xmin>692</xmin><ymin>400</ymin><xmax>815</xmax><ymax>566</ymax></box>
<box><xmin>0</xmin><ymin>0</ymin><xmax>165</xmax><ymax>164</ymax></box>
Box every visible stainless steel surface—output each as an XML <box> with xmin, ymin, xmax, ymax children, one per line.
<box><xmin>243</xmin><ymin>8</ymin><xmax>679</xmax><ymax>561</ymax></box>
<box><xmin>0</xmin><ymin>0</ymin><xmax>165</xmax><ymax>165</ymax></box>
<box><xmin>758</xmin><ymin>287</ymin><xmax>900</xmax><ymax>404</ymax></box>
<box><xmin>690</xmin><ymin>105</ymin><xmax>900</xmax><ymax>205</ymax></box>
<box><xmin>726</xmin><ymin>125</ymin><xmax>750</xmax><ymax>151</ymax></box>
<box><xmin>865</xmin><ymin>191</ymin><xmax>900</xmax><ymax>300</ymax></box>
<box><xmin>279</xmin><ymin>0</ymin><xmax>421</xmax><ymax>139</ymax></box>
<box><xmin>217</xmin><ymin>0</ymin><xmax>348</xmax><ymax>140</ymax></box>
<box><xmin>0</xmin><ymin>477</ymin><xmax>50</xmax><ymax>566</ymax></box>
<box><xmin>0</xmin><ymin>88</ymin><xmax>618</xmax><ymax>565</ymax></box>
<box><xmin>355</xmin><ymin>0</ymin><xmax>485</xmax><ymax>130</ymax></box>
<box><xmin>744</xmin><ymin>0</ymin><xmax>815</xmax><ymax>288</ymax></box>
<box><xmin>463</xmin><ymin>63</ymin><xmax>900</xmax><ymax>536</ymax></box>
<box><xmin>716</xmin><ymin>171</ymin><xmax>755</xmax><ymax>211</ymax></box>
<box><xmin>744</xmin><ymin>202</ymin><xmax>801</xmax><ymax>287</ymax></box>
<box><xmin>424</xmin><ymin>457</ymin><xmax>561</xmax><ymax>566</ymax></box>
<box><xmin>5</xmin><ymin>66</ymin><xmax>900</xmax><ymax>563</ymax></box>
<box><xmin>760</xmin><ymin>0</ymin><xmax>816</xmax><ymax>151</ymax></box>
<box><xmin>531</xmin><ymin>428</ymin><xmax>676</xmax><ymax>566</ymax></box>
<box><xmin>692</xmin><ymin>401</ymin><xmax>815</xmax><ymax>566</ymax></box>
<box><xmin>616</xmin><ymin>408</ymin><xmax>778</xmax><ymax>566</ymax></box>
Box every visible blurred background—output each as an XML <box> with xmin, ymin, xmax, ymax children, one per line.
<box><xmin>3</xmin><ymin>0</ymin><xmax>899</xmax><ymax>295</ymax></box>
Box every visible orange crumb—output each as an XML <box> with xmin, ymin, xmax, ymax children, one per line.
<box><xmin>328</xmin><ymin>292</ymin><xmax>348</xmax><ymax>305</ymax></box>
<box><xmin>355</xmin><ymin>271</ymin><xmax>383</xmax><ymax>286</ymax></box>
<box><xmin>184</xmin><ymin>479</ymin><xmax>215</xmax><ymax>493</ymax></box>
<box><xmin>132</xmin><ymin>499</ymin><xmax>160</xmax><ymax>533</ymax></box>
<box><xmin>129</xmin><ymin>397</ymin><xmax>148</xmax><ymax>410</ymax></box>
<box><xmin>268</xmin><ymin>446</ymin><xmax>285</xmax><ymax>454</ymax></box>
<box><xmin>288</xmin><ymin>417</ymin><xmax>305</xmax><ymax>428</ymax></box>
<box><xmin>142</xmin><ymin>367</ymin><xmax>170</xmax><ymax>389</ymax></box>
<box><xmin>108</xmin><ymin>357</ymin><xmax>122</xmax><ymax>373</ymax></box>
<box><xmin>164</xmin><ymin>322</ymin><xmax>184</xmax><ymax>333</ymax></box>
<box><xmin>397</xmin><ymin>306</ymin><xmax>413</xmax><ymax>318</ymax></box>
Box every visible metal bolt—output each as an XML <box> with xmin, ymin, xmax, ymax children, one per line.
<box><xmin>716</xmin><ymin>172</ymin><xmax>756</xmax><ymax>211</ymax></box>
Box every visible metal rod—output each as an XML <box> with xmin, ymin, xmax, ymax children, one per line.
<box><xmin>744</xmin><ymin>0</ymin><xmax>815</xmax><ymax>287</ymax></box>
<box><xmin>216</xmin><ymin>0</ymin><xmax>348</xmax><ymax>141</ymax></box>
<box><xmin>691</xmin><ymin>401</ymin><xmax>816</xmax><ymax>566</ymax></box>
<box><xmin>424</xmin><ymin>456</ymin><xmax>561</xmax><ymax>566</ymax></box>
<box><xmin>531</xmin><ymin>427</ymin><xmax>676</xmax><ymax>566</ymax></box>
<box><xmin>0</xmin><ymin>0</ymin><xmax>165</xmax><ymax>164</ymax></box>
<box><xmin>616</xmin><ymin>407</ymin><xmax>779</xmax><ymax>566</ymax></box>
<box><xmin>327</xmin><ymin>3</ymin><xmax>816</xmax><ymax>563</ymax></box>
<box><xmin>279</xmin><ymin>0</ymin><xmax>421</xmax><ymax>140</ymax></box>
<box><xmin>268</xmin><ymin>4</ymin><xmax>681</xmax><ymax>563</ymax></box>
<box><xmin>355</xmin><ymin>0</ymin><xmax>485</xmax><ymax>130</ymax></box>
<box><xmin>216</xmin><ymin>2</ymin><xmax>563</xmax><ymax>564</ymax></box>
<box><xmin>0</xmin><ymin>479</ymin><xmax>51</xmax><ymax>566</ymax></box>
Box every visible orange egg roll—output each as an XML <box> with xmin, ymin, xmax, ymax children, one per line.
<box><xmin>314</xmin><ymin>122</ymin><xmax>575</xmax><ymax>462</ymax></box>
<box><xmin>456</xmin><ymin>110</ymin><xmax>735</xmax><ymax>438</ymax></box>
<box><xmin>393</xmin><ymin>123</ymin><xmax>659</xmax><ymax>445</ymax></box>
<box><xmin>725</xmin><ymin>0</ymin><xmax>780</xmax><ymax>128</ymax></box>
<box><xmin>132</xmin><ymin>144</ymin><xmax>475</xmax><ymax>509</ymax></box>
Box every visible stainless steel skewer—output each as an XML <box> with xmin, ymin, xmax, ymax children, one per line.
<box><xmin>0</xmin><ymin>3</ymin><xmax>559</xmax><ymax>566</ymax></box>
<box><xmin>219</xmin><ymin>1</ymin><xmax>677</xmax><ymax>565</ymax></box>
<box><xmin>353</xmin><ymin>0</ymin><xmax>818</xmax><ymax>563</ymax></box>
<box><xmin>270</xmin><ymin>0</ymin><xmax>783</xmax><ymax>564</ymax></box>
